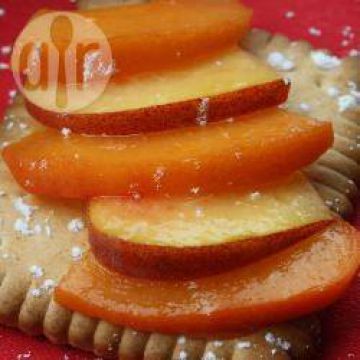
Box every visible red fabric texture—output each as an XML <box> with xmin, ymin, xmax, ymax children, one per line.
<box><xmin>0</xmin><ymin>0</ymin><xmax>359</xmax><ymax>358</ymax></box>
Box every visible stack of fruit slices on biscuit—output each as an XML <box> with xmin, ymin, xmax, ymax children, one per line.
<box><xmin>1</xmin><ymin>0</ymin><xmax>359</xmax><ymax>358</ymax></box>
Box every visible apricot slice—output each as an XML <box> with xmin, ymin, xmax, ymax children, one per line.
<box><xmin>25</xmin><ymin>49</ymin><xmax>289</xmax><ymax>135</ymax></box>
<box><xmin>55</xmin><ymin>221</ymin><xmax>360</xmax><ymax>335</ymax></box>
<box><xmin>89</xmin><ymin>173</ymin><xmax>333</xmax><ymax>280</ymax></box>
<box><xmin>3</xmin><ymin>109</ymin><xmax>333</xmax><ymax>199</ymax></box>
<box><xmin>18</xmin><ymin>1</ymin><xmax>252</xmax><ymax>84</ymax></box>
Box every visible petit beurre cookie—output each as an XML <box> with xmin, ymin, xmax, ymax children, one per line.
<box><xmin>0</xmin><ymin>0</ymin><xmax>359</xmax><ymax>358</ymax></box>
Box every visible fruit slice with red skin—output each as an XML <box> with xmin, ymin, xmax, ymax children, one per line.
<box><xmin>18</xmin><ymin>1</ymin><xmax>252</xmax><ymax>84</ymax></box>
<box><xmin>2</xmin><ymin>109</ymin><xmax>333</xmax><ymax>200</ymax></box>
<box><xmin>24</xmin><ymin>49</ymin><xmax>289</xmax><ymax>135</ymax></box>
<box><xmin>55</xmin><ymin>221</ymin><xmax>360</xmax><ymax>335</ymax></box>
<box><xmin>89</xmin><ymin>173</ymin><xmax>333</xmax><ymax>280</ymax></box>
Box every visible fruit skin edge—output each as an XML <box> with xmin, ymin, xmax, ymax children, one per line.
<box><xmin>2</xmin><ymin>108</ymin><xmax>333</xmax><ymax>200</ymax></box>
<box><xmin>89</xmin><ymin>219</ymin><xmax>333</xmax><ymax>280</ymax></box>
<box><xmin>55</xmin><ymin>221</ymin><xmax>360</xmax><ymax>335</ymax></box>
<box><xmin>25</xmin><ymin>79</ymin><xmax>289</xmax><ymax>135</ymax></box>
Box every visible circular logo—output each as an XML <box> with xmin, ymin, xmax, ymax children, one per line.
<box><xmin>11</xmin><ymin>11</ymin><xmax>113</xmax><ymax>112</ymax></box>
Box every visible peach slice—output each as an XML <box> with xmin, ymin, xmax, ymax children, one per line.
<box><xmin>2</xmin><ymin>109</ymin><xmax>333</xmax><ymax>199</ymax></box>
<box><xmin>55</xmin><ymin>221</ymin><xmax>360</xmax><ymax>335</ymax></box>
<box><xmin>89</xmin><ymin>173</ymin><xmax>333</xmax><ymax>280</ymax></box>
<box><xmin>19</xmin><ymin>1</ymin><xmax>252</xmax><ymax>84</ymax></box>
<box><xmin>25</xmin><ymin>49</ymin><xmax>289</xmax><ymax>135</ymax></box>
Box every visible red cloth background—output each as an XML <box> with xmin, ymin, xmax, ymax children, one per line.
<box><xmin>0</xmin><ymin>0</ymin><xmax>359</xmax><ymax>358</ymax></box>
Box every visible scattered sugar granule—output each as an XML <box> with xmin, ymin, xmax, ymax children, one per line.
<box><xmin>338</xmin><ymin>94</ymin><xmax>357</xmax><ymax>112</ymax></box>
<box><xmin>349</xmin><ymin>49</ymin><xmax>359</xmax><ymax>57</ymax></box>
<box><xmin>13</xmin><ymin>197</ymin><xmax>37</xmax><ymax>220</ymax></box>
<box><xmin>44</xmin><ymin>224</ymin><xmax>52</xmax><ymax>237</ymax></box>
<box><xmin>153</xmin><ymin>166</ymin><xmax>166</xmax><ymax>184</ymax></box>
<box><xmin>41</xmin><ymin>278</ymin><xmax>56</xmax><ymax>291</ymax></box>
<box><xmin>283</xmin><ymin>77</ymin><xmax>291</xmax><ymax>86</ymax></box>
<box><xmin>1</xmin><ymin>141</ymin><xmax>10</xmax><ymax>149</ymax></box>
<box><xmin>71</xmin><ymin>246</ymin><xmax>83</xmax><ymax>261</ymax></box>
<box><xmin>190</xmin><ymin>186</ymin><xmax>200</xmax><ymax>195</ymax></box>
<box><xmin>284</xmin><ymin>10</ymin><xmax>295</xmax><ymax>19</ymax></box>
<box><xmin>0</xmin><ymin>8</ymin><xmax>5</xmax><ymax>17</ymax></box>
<box><xmin>0</xmin><ymin>62</ymin><xmax>9</xmax><ymax>70</ymax></box>
<box><xmin>213</xmin><ymin>340</ymin><xmax>224</xmax><ymax>348</ymax></box>
<box><xmin>265</xmin><ymin>332</ymin><xmax>276</xmax><ymax>344</ymax></box>
<box><xmin>267</xmin><ymin>52</ymin><xmax>295</xmax><ymax>71</ymax></box>
<box><xmin>277</xmin><ymin>338</ymin><xmax>291</xmax><ymax>351</ymax></box>
<box><xmin>67</xmin><ymin>218</ymin><xmax>85</xmax><ymax>233</ymax></box>
<box><xmin>29</xmin><ymin>265</ymin><xmax>44</xmax><ymax>278</ymax></box>
<box><xmin>196</xmin><ymin>97</ymin><xmax>210</xmax><ymax>126</ymax></box>
<box><xmin>0</xmin><ymin>190</ymin><xmax>6</xmax><ymax>197</ymax></box>
<box><xmin>249</xmin><ymin>191</ymin><xmax>262</xmax><ymax>201</ymax></box>
<box><xmin>341</xmin><ymin>39</ymin><xmax>350</xmax><ymax>47</ymax></box>
<box><xmin>30</xmin><ymin>288</ymin><xmax>41</xmax><ymax>298</ymax></box>
<box><xmin>326</xmin><ymin>86</ymin><xmax>340</xmax><ymax>98</ymax></box>
<box><xmin>61</xmin><ymin>127</ymin><xmax>72</xmax><ymax>138</ymax></box>
<box><xmin>19</xmin><ymin>122</ymin><xmax>29</xmax><ymax>130</ymax></box>
<box><xmin>1</xmin><ymin>45</ymin><xmax>11</xmax><ymax>55</ymax></box>
<box><xmin>17</xmin><ymin>351</ymin><xmax>32</xmax><ymax>360</ymax></box>
<box><xmin>9</xmin><ymin>89</ymin><xmax>16</xmax><ymax>99</ymax></box>
<box><xmin>178</xmin><ymin>350</ymin><xmax>188</xmax><ymax>360</ymax></box>
<box><xmin>177</xmin><ymin>336</ymin><xmax>186</xmax><ymax>345</ymax></box>
<box><xmin>298</xmin><ymin>102</ymin><xmax>311</xmax><ymax>112</ymax></box>
<box><xmin>195</xmin><ymin>207</ymin><xmax>204</xmax><ymax>218</ymax></box>
<box><xmin>203</xmin><ymin>351</ymin><xmax>217</xmax><ymax>360</ymax></box>
<box><xmin>236</xmin><ymin>340</ymin><xmax>252</xmax><ymax>349</ymax></box>
<box><xmin>311</xmin><ymin>51</ymin><xmax>341</xmax><ymax>70</ymax></box>
<box><xmin>342</xmin><ymin>25</ymin><xmax>353</xmax><ymax>37</ymax></box>
<box><xmin>308</xmin><ymin>26</ymin><xmax>322</xmax><ymax>37</ymax></box>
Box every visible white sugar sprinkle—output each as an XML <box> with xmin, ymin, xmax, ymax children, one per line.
<box><xmin>1</xmin><ymin>45</ymin><xmax>11</xmax><ymax>55</ymax></box>
<box><xmin>178</xmin><ymin>350</ymin><xmax>188</xmax><ymax>360</ymax></box>
<box><xmin>13</xmin><ymin>197</ymin><xmax>37</xmax><ymax>220</ymax></box>
<box><xmin>203</xmin><ymin>351</ymin><xmax>217</xmax><ymax>360</ymax></box>
<box><xmin>196</xmin><ymin>97</ymin><xmax>210</xmax><ymax>126</ymax></box>
<box><xmin>0</xmin><ymin>62</ymin><xmax>9</xmax><ymax>70</ymax></box>
<box><xmin>71</xmin><ymin>246</ymin><xmax>83</xmax><ymax>261</ymax></box>
<box><xmin>0</xmin><ymin>8</ymin><xmax>5</xmax><ymax>16</ymax></box>
<box><xmin>67</xmin><ymin>218</ymin><xmax>85</xmax><ymax>233</ymax></box>
<box><xmin>283</xmin><ymin>77</ymin><xmax>291</xmax><ymax>86</ymax></box>
<box><xmin>311</xmin><ymin>51</ymin><xmax>341</xmax><ymax>70</ymax></box>
<box><xmin>265</xmin><ymin>332</ymin><xmax>276</xmax><ymax>344</ymax></box>
<box><xmin>41</xmin><ymin>279</ymin><xmax>56</xmax><ymax>291</ymax></box>
<box><xmin>284</xmin><ymin>10</ymin><xmax>295</xmax><ymax>19</ymax></box>
<box><xmin>326</xmin><ymin>86</ymin><xmax>340</xmax><ymax>98</ymax></box>
<box><xmin>9</xmin><ymin>89</ymin><xmax>16</xmax><ymax>98</ymax></box>
<box><xmin>61</xmin><ymin>127</ymin><xmax>72</xmax><ymax>138</ymax></box>
<box><xmin>308</xmin><ymin>26</ymin><xmax>322</xmax><ymax>37</ymax></box>
<box><xmin>213</xmin><ymin>340</ymin><xmax>224</xmax><ymax>348</ymax></box>
<box><xmin>267</xmin><ymin>52</ymin><xmax>295</xmax><ymax>71</ymax></box>
<box><xmin>177</xmin><ymin>336</ymin><xmax>186</xmax><ymax>345</ymax></box>
<box><xmin>30</xmin><ymin>288</ymin><xmax>41</xmax><ymax>297</ymax></box>
<box><xmin>349</xmin><ymin>49</ymin><xmax>359</xmax><ymax>57</ymax></box>
<box><xmin>338</xmin><ymin>95</ymin><xmax>357</xmax><ymax>112</ymax></box>
<box><xmin>190</xmin><ymin>187</ymin><xmax>200</xmax><ymax>195</ymax></box>
<box><xmin>237</xmin><ymin>340</ymin><xmax>252</xmax><ymax>349</ymax></box>
<box><xmin>249</xmin><ymin>191</ymin><xmax>262</xmax><ymax>201</ymax></box>
<box><xmin>298</xmin><ymin>102</ymin><xmax>311</xmax><ymax>112</ymax></box>
<box><xmin>29</xmin><ymin>265</ymin><xmax>44</xmax><ymax>278</ymax></box>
